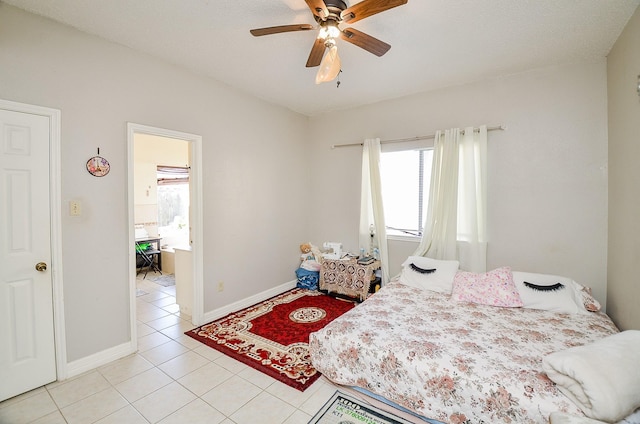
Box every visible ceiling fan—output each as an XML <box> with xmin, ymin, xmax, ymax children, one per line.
<box><xmin>250</xmin><ymin>0</ymin><xmax>408</xmax><ymax>84</ymax></box>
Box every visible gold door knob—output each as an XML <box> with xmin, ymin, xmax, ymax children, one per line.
<box><xmin>35</xmin><ymin>262</ymin><xmax>47</xmax><ymax>272</ymax></box>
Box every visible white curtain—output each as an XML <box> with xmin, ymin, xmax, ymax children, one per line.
<box><xmin>359</xmin><ymin>138</ymin><xmax>390</xmax><ymax>284</ymax></box>
<box><xmin>414</xmin><ymin>126</ymin><xmax>487</xmax><ymax>272</ymax></box>
<box><xmin>457</xmin><ymin>125</ymin><xmax>487</xmax><ymax>272</ymax></box>
<box><xmin>413</xmin><ymin>128</ymin><xmax>460</xmax><ymax>260</ymax></box>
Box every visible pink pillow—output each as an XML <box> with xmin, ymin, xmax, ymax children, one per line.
<box><xmin>452</xmin><ymin>267</ymin><xmax>524</xmax><ymax>307</ymax></box>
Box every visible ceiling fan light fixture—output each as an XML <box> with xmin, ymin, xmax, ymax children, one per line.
<box><xmin>250</xmin><ymin>0</ymin><xmax>409</xmax><ymax>83</ymax></box>
<box><xmin>315</xmin><ymin>44</ymin><xmax>341</xmax><ymax>84</ymax></box>
<box><xmin>318</xmin><ymin>22</ymin><xmax>341</xmax><ymax>40</ymax></box>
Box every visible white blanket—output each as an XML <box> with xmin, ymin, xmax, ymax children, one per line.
<box><xmin>549</xmin><ymin>412</ymin><xmax>606</xmax><ymax>424</ymax></box>
<box><xmin>542</xmin><ymin>330</ymin><xmax>640</xmax><ymax>423</ymax></box>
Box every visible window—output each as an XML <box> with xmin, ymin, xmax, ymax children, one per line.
<box><xmin>157</xmin><ymin>166</ymin><xmax>189</xmax><ymax>242</ymax></box>
<box><xmin>157</xmin><ymin>184</ymin><xmax>189</xmax><ymax>228</ymax></box>
<box><xmin>380</xmin><ymin>149</ymin><xmax>433</xmax><ymax>237</ymax></box>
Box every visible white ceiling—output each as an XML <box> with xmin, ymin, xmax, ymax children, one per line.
<box><xmin>4</xmin><ymin>0</ymin><xmax>639</xmax><ymax>116</ymax></box>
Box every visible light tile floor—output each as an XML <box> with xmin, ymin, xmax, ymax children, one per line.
<box><xmin>0</xmin><ymin>274</ymin><xmax>340</xmax><ymax>424</ymax></box>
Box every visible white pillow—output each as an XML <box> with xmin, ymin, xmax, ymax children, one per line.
<box><xmin>399</xmin><ymin>256</ymin><xmax>459</xmax><ymax>294</ymax></box>
<box><xmin>512</xmin><ymin>271</ymin><xmax>590</xmax><ymax>315</ymax></box>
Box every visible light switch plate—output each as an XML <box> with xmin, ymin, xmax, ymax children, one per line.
<box><xmin>70</xmin><ymin>200</ymin><xmax>81</xmax><ymax>216</ymax></box>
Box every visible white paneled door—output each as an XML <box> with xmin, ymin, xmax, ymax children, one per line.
<box><xmin>0</xmin><ymin>108</ymin><xmax>56</xmax><ymax>401</ymax></box>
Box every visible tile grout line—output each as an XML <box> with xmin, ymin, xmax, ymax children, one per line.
<box><xmin>0</xmin><ymin>276</ymin><xmax>326</xmax><ymax>424</ymax></box>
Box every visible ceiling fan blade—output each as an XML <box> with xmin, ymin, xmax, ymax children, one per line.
<box><xmin>341</xmin><ymin>0</ymin><xmax>408</xmax><ymax>24</ymax></box>
<box><xmin>306</xmin><ymin>37</ymin><xmax>326</xmax><ymax>67</ymax></box>
<box><xmin>305</xmin><ymin>0</ymin><xmax>329</xmax><ymax>19</ymax></box>
<box><xmin>250</xmin><ymin>24</ymin><xmax>314</xmax><ymax>37</ymax></box>
<box><xmin>340</xmin><ymin>28</ymin><xmax>391</xmax><ymax>57</ymax></box>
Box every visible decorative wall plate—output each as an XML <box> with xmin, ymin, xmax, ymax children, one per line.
<box><xmin>86</xmin><ymin>155</ymin><xmax>110</xmax><ymax>177</ymax></box>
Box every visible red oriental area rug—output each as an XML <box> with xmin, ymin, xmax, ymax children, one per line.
<box><xmin>185</xmin><ymin>288</ymin><xmax>355</xmax><ymax>391</ymax></box>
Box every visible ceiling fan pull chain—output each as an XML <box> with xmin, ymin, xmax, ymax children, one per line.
<box><xmin>336</xmin><ymin>70</ymin><xmax>342</xmax><ymax>88</ymax></box>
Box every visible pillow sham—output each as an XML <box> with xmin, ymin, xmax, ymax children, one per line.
<box><xmin>579</xmin><ymin>285</ymin><xmax>602</xmax><ymax>312</ymax></box>
<box><xmin>451</xmin><ymin>266</ymin><xmax>524</xmax><ymax>307</ymax></box>
<box><xmin>512</xmin><ymin>271</ymin><xmax>597</xmax><ymax>315</ymax></box>
<box><xmin>399</xmin><ymin>256</ymin><xmax>459</xmax><ymax>293</ymax></box>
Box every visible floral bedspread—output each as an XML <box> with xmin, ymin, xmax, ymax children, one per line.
<box><xmin>309</xmin><ymin>282</ymin><xmax>619</xmax><ymax>424</ymax></box>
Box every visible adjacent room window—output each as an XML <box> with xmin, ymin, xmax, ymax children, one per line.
<box><xmin>380</xmin><ymin>149</ymin><xmax>434</xmax><ymax>237</ymax></box>
<box><xmin>157</xmin><ymin>166</ymin><xmax>189</xmax><ymax>239</ymax></box>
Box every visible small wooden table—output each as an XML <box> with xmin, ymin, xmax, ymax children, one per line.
<box><xmin>320</xmin><ymin>257</ymin><xmax>381</xmax><ymax>302</ymax></box>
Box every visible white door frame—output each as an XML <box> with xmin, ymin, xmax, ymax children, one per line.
<box><xmin>0</xmin><ymin>98</ymin><xmax>67</xmax><ymax>381</ymax></box>
<box><xmin>126</xmin><ymin>123</ymin><xmax>204</xmax><ymax>347</ymax></box>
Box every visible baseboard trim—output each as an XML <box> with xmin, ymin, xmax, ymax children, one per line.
<box><xmin>64</xmin><ymin>281</ymin><xmax>297</xmax><ymax>378</ymax></box>
<box><xmin>201</xmin><ymin>280</ymin><xmax>297</xmax><ymax>324</ymax></box>
<box><xmin>65</xmin><ymin>341</ymin><xmax>135</xmax><ymax>379</ymax></box>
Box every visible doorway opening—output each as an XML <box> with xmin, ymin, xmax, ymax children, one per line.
<box><xmin>127</xmin><ymin>123</ymin><xmax>203</xmax><ymax>349</ymax></box>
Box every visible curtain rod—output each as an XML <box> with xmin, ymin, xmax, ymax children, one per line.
<box><xmin>330</xmin><ymin>125</ymin><xmax>506</xmax><ymax>149</ymax></box>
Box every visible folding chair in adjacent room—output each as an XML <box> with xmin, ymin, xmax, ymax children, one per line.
<box><xmin>136</xmin><ymin>241</ymin><xmax>161</xmax><ymax>279</ymax></box>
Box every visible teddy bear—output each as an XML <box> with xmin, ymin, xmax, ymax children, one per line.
<box><xmin>299</xmin><ymin>242</ymin><xmax>321</xmax><ymax>271</ymax></box>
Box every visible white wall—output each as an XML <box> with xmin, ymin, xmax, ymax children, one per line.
<box><xmin>134</xmin><ymin>134</ymin><xmax>190</xmax><ymax>169</ymax></box>
<box><xmin>0</xmin><ymin>2</ymin><xmax>617</xmax><ymax>365</ymax></box>
<box><xmin>308</xmin><ymin>61</ymin><xmax>609</xmax><ymax>305</ymax></box>
<box><xmin>607</xmin><ymin>7</ymin><xmax>640</xmax><ymax>330</ymax></box>
<box><xmin>133</xmin><ymin>135</ymin><xmax>190</xmax><ymax>237</ymax></box>
<box><xmin>0</xmin><ymin>5</ymin><xmax>310</xmax><ymax>362</ymax></box>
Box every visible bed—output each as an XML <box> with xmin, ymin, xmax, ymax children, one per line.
<box><xmin>309</xmin><ymin>257</ymin><xmax>629</xmax><ymax>424</ymax></box>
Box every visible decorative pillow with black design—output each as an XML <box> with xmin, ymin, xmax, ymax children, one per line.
<box><xmin>399</xmin><ymin>256</ymin><xmax>459</xmax><ymax>294</ymax></box>
<box><xmin>512</xmin><ymin>271</ymin><xmax>600</xmax><ymax>315</ymax></box>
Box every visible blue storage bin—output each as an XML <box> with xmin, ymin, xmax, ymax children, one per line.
<box><xmin>295</xmin><ymin>268</ymin><xmax>319</xmax><ymax>290</ymax></box>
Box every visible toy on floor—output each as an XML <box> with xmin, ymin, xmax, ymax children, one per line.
<box><xmin>296</xmin><ymin>242</ymin><xmax>321</xmax><ymax>290</ymax></box>
<box><xmin>299</xmin><ymin>242</ymin><xmax>321</xmax><ymax>271</ymax></box>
